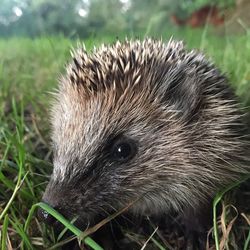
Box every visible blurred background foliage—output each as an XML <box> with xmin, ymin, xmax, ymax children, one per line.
<box><xmin>0</xmin><ymin>0</ymin><xmax>246</xmax><ymax>38</ymax></box>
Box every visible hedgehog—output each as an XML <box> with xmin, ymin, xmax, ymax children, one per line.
<box><xmin>39</xmin><ymin>39</ymin><xmax>250</xmax><ymax>247</ymax></box>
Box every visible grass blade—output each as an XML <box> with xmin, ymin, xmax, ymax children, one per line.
<box><xmin>244</xmin><ymin>227</ymin><xmax>250</xmax><ymax>250</ymax></box>
<box><xmin>213</xmin><ymin>174</ymin><xmax>250</xmax><ymax>250</ymax></box>
<box><xmin>1</xmin><ymin>214</ymin><xmax>9</xmax><ymax>250</ymax></box>
<box><xmin>24</xmin><ymin>202</ymin><xmax>104</xmax><ymax>250</ymax></box>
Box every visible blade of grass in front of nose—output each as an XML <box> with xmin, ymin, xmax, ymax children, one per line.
<box><xmin>24</xmin><ymin>202</ymin><xmax>104</xmax><ymax>250</ymax></box>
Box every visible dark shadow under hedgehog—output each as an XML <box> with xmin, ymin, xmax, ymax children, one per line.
<box><xmin>38</xmin><ymin>39</ymin><xmax>250</xmax><ymax>249</ymax></box>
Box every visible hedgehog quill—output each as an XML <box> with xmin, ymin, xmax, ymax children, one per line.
<box><xmin>39</xmin><ymin>39</ymin><xmax>250</xmax><ymax>247</ymax></box>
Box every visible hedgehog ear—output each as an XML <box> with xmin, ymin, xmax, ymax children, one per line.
<box><xmin>163</xmin><ymin>65</ymin><xmax>202</xmax><ymax>121</ymax></box>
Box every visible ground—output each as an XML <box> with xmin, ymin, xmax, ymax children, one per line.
<box><xmin>0</xmin><ymin>29</ymin><xmax>250</xmax><ymax>249</ymax></box>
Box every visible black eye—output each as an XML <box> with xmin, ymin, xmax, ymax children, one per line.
<box><xmin>111</xmin><ymin>138</ymin><xmax>137</xmax><ymax>162</ymax></box>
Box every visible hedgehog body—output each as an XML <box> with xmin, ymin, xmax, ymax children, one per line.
<box><xmin>42</xmin><ymin>39</ymin><xmax>250</xmax><ymax>235</ymax></box>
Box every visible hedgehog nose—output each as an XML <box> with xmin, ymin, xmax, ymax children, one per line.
<box><xmin>37</xmin><ymin>207</ymin><xmax>57</xmax><ymax>226</ymax></box>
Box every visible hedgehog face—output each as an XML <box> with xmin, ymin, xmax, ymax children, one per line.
<box><xmin>44</xmin><ymin>84</ymin><xmax>189</xmax><ymax>224</ymax></box>
<box><xmin>42</xmin><ymin>39</ymin><xmax>249</xmax><ymax>228</ymax></box>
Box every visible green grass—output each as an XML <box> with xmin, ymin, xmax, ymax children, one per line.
<box><xmin>0</xmin><ymin>29</ymin><xmax>250</xmax><ymax>249</ymax></box>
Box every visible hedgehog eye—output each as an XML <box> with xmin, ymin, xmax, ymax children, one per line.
<box><xmin>111</xmin><ymin>138</ymin><xmax>137</xmax><ymax>162</ymax></box>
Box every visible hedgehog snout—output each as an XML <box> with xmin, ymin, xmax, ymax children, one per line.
<box><xmin>37</xmin><ymin>206</ymin><xmax>57</xmax><ymax>226</ymax></box>
<box><xmin>39</xmin><ymin>180</ymin><xmax>73</xmax><ymax>225</ymax></box>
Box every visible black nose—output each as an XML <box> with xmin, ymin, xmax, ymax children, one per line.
<box><xmin>37</xmin><ymin>207</ymin><xmax>57</xmax><ymax>226</ymax></box>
